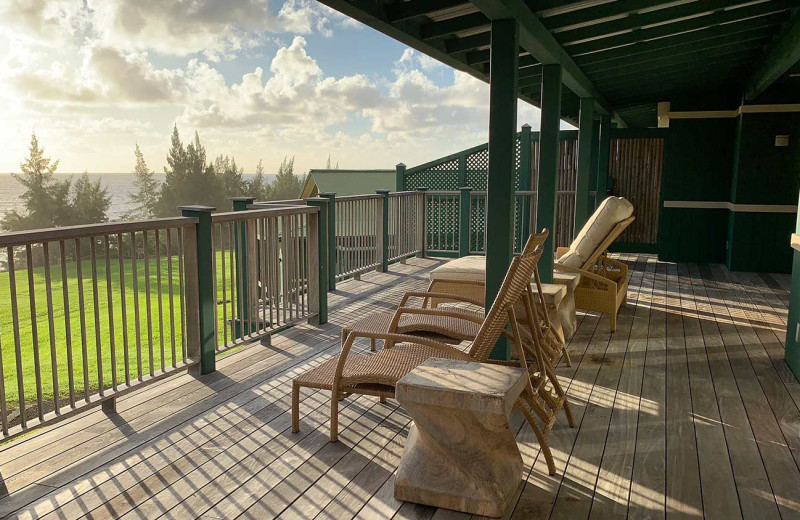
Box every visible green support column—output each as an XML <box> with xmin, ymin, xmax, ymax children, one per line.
<box><xmin>589</xmin><ymin>119</ymin><xmax>600</xmax><ymax>209</ymax></box>
<box><xmin>457</xmin><ymin>154</ymin><xmax>467</xmax><ymax>188</ymax></box>
<box><xmin>574</xmin><ymin>98</ymin><xmax>595</xmax><ymax>236</ymax></box>
<box><xmin>485</xmin><ymin>18</ymin><xmax>519</xmax><ymax>360</ymax></box>
<box><xmin>319</xmin><ymin>192</ymin><xmax>336</xmax><ymax>290</ymax></box>
<box><xmin>377</xmin><ymin>189</ymin><xmax>390</xmax><ymax>271</ymax></box>
<box><xmin>458</xmin><ymin>186</ymin><xmax>473</xmax><ymax>257</ymax></box>
<box><xmin>232</xmin><ymin>196</ymin><xmax>256</xmax><ymax>336</ymax></box>
<box><xmin>395</xmin><ymin>163</ymin><xmax>406</xmax><ymax>192</ymax></box>
<box><xmin>536</xmin><ymin>64</ymin><xmax>562</xmax><ymax>284</ymax></box>
<box><xmin>519</xmin><ymin>124</ymin><xmax>532</xmax><ymax>240</ymax></box>
<box><xmin>305</xmin><ymin>198</ymin><xmax>329</xmax><ymax>325</ymax></box>
<box><xmin>416</xmin><ymin>187</ymin><xmax>429</xmax><ymax>257</ymax></box>
<box><xmin>597</xmin><ymin>114</ymin><xmax>612</xmax><ymax>205</ymax></box>
<box><xmin>536</xmin><ymin>64</ymin><xmax>561</xmax><ymax>283</ymax></box>
<box><xmin>180</xmin><ymin>205</ymin><xmax>217</xmax><ymax>375</ymax></box>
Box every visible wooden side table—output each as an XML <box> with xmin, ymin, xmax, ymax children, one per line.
<box><xmin>394</xmin><ymin>358</ymin><xmax>527</xmax><ymax>518</ymax></box>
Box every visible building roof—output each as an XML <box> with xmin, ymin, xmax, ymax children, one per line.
<box><xmin>302</xmin><ymin>169</ymin><xmax>395</xmax><ymax>198</ymax></box>
<box><xmin>317</xmin><ymin>0</ymin><xmax>800</xmax><ymax>128</ymax></box>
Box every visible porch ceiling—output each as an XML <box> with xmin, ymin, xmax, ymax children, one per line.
<box><xmin>317</xmin><ymin>0</ymin><xmax>800</xmax><ymax>128</ymax></box>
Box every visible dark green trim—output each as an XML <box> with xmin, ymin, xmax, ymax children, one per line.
<box><xmin>536</xmin><ymin>64</ymin><xmax>563</xmax><ymax>284</ymax></box>
<box><xmin>395</xmin><ymin>163</ymin><xmax>406</xmax><ymax>191</ymax></box>
<box><xmin>304</xmin><ymin>198</ymin><xmax>329</xmax><ymax>324</ymax></box>
<box><xmin>597</xmin><ymin>114</ymin><xmax>611</xmax><ymax>206</ymax></box>
<box><xmin>179</xmin><ymin>205</ymin><xmax>217</xmax><ymax>375</ymax></box>
<box><xmin>232</xmin><ymin>197</ymin><xmax>256</xmax><ymax>336</ymax></box>
<box><xmin>574</xmin><ymin>98</ymin><xmax>595</xmax><ymax>235</ymax></box>
<box><xmin>377</xmin><ymin>190</ymin><xmax>390</xmax><ymax>271</ymax></box>
<box><xmin>519</xmin><ymin>124</ymin><xmax>532</xmax><ymax>238</ymax></box>
<box><xmin>319</xmin><ymin>192</ymin><xmax>337</xmax><ymax>290</ymax></box>
<box><xmin>458</xmin><ymin>186</ymin><xmax>472</xmax><ymax>257</ymax></box>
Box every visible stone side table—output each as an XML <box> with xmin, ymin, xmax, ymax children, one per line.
<box><xmin>394</xmin><ymin>358</ymin><xmax>527</xmax><ymax>517</ymax></box>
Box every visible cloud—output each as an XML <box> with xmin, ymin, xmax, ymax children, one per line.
<box><xmin>3</xmin><ymin>42</ymin><xmax>185</xmax><ymax>106</ymax></box>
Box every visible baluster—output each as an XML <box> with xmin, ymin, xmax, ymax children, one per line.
<box><xmin>166</xmin><ymin>229</ymin><xmax>177</xmax><ymax>366</ymax></box>
<box><xmin>75</xmin><ymin>239</ymin><xmax>90</xmax><ymax>401</ymax></box>
<box><xmin>117</xmin><ymin>233</ymin><xmax>130</xmax><ymax>386</ymax></box>
<box><xmin>43</xmin><ymin>242</ymin><xmax>61</xmax><ymax>415</ymax></box>
<box><xmin>142</xmin><ymin>230</ymin><xmax>154</xmax><ymax>377</ymax></box>
<box><xmin>25</xmin><ymin>245</ymin><xmax>43</xmax><ymax>420</ymax></box>
<box><xmin>130</xmin><ymin>232</ymin><xmax>142</xmax><ymax>380</ymax></box>
<box><xmin>8</xmin><ymin>248</ymin><xmax>26</xmax><ymax>428</ymax></box>
<box><xmin>155</xmin><ymin>229</ymin><xmax>165</xmax><ymax>371</ymax></box>
<box><xmin>103</xmin><ymin>236</ymin><xmax>117</xmax><ymax>392</ymax></box>
<box><xmin>89</xmin><ymin>238</ymin><xmax>104</xmax><ymax>397</ymax></box>
<box><xmin>219</xmin><ymin>224</ymin><xmax>228</xmax><ymax>348</ymax></box>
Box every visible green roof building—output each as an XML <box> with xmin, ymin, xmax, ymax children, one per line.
<box><xmin>301</xmin><ymin>169</ymin><xmax>395</xmax><ymax>198</ymax></box>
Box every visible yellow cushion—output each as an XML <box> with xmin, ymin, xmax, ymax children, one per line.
<box><xmin>559</xmin><ymin>196</ymin><xmax>633</xmax><ymax>268</ymax></box>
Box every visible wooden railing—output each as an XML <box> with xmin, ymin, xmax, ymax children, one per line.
<box><xmin>0</xmin><ymin>218</ymin><xmax>199</xmax><ymax>440</ymax></box>
<box><xmin>388</xmin><ymin>191</ymin><xmax>425</xmax><ymax>262</ymax></box>
<box><xmin>333</xmin><ymin>194</ymin><xmax>382</xmax><ymax>281</ymax></box>
<box><xmin>211</xmin><ymin>205</ymin><xmax>321</xmax><ymax>349</ymax></box>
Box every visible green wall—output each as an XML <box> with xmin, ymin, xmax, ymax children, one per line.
<box><xmin>658</xmin><ymin>118</ymin><xmax>736</xmax><ymax>264</ymax></box>
<box><xmin>726</xmin><ymin>111</ymin><xmax>800</xmax><ymax>273</ymax></box>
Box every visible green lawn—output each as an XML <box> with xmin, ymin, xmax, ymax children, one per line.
<box><xmin>0</xmin><ymin>249</ymin><xmax>240</xmax><ymax>412</ymax></box>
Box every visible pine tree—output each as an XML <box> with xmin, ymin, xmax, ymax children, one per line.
<box><xmin>2</xmin><ymin>133</ymin><xmax>73</xmax><ymax>231</ymax></box>
<box><xmin>214</xmin><ymin>154</ymin><xmax>245</xmax><ymax>198</ymax></box>
<box><xmin>126</xmin><ymin>144</ymin><xmax>160</xmax><ymax>219</ymax></box>
<box><xmin>266</xmin><ymin>156</ymin><xmax>305</xmax><ymax>201</ymax></box>
<box><xmin>157</xmin><ymin>127</ymin><xmax>226</xmax><ymax>215</ymax></box>
<box><xmin>326</xmin><ymin>155</ymin><xmax>331</xmax><ymax>169</ymax></box>
<box><xmin>70</xmin><ymin>172</ymin><xmax>111</xmax><ymax>225</ymax></box>
<box><xmin>244</xmin><ymin>159</ymin><xmax>268</xmax><ymax>200</ymax></box>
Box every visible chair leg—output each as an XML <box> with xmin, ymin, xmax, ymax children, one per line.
<box><xmin>521</xmin><ymin>406</ymin><xmax>557</xmax><ymax>476</ymax></box>
<box><xmin>380</xmin><ymin>396</ymin><xmax>387</xmax><ymax>403</ymax></box>
<box><xmin>291</xmin><ymin>384</ymin><xmax>301</xmax><ymax>433</ymax></box>
<box><xmin>609</xmin><ymin>309</ymin><xmax>617</xmax><ymax>332</ymax></box>
<box><xmin>330</xmin><ymin>394</ymin><xmax>339</xmax><ymax>442</ymax></box>
<box><xmin>370</xmin><ymin>338</ymin><xmax>376</xmax><ymax>352</ymax></box>
<box><xmin>562</xmin><ymin>346</ymin><xmax>572</xmax><ymax>367</ymax></box>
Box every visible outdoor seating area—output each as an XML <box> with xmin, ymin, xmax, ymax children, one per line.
<box><xmin>0</xmin><ymin>254</ymin><xmax>795</xmax><ymax>519</ymax></box>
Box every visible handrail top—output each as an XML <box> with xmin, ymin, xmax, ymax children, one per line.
<box><xmin>0</xmin><ymin>216</ymin><xmax>199</xmax><ymax>248</ymax></box>
<box><xmin>212</xmin><ymin>204</ymin><xmax>318</xmax><ymax>223</ymax></box>
<box><xmin>336</xmin><ymin>194</ymin><xmax>383</xmax><ymax>201</ymax></box>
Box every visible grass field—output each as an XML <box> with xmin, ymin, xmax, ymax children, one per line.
<box><xmin>0</xmin><ymin>249</ymin><xmax>242</xmax><ymax>412</ymax></box>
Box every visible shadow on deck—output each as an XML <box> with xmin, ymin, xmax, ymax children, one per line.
<box><xmin>0</xmin><ymin>255</ymin><xmax>797</xmax><ymax>520</ymax></box>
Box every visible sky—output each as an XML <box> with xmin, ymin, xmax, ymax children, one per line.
<box><xmin>0</xmin><ymin>0</ymin><xmax>550</xmax><ymax>174</ymax></box>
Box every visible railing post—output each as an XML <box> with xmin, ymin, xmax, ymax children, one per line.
<box><xmin>458</xmin><ymin>186</ymin><xmax>472</xmax><ymax>257</ymax></box>
<box><xmin>415</xmin><ymin>187</ymin><xmax>428</xmax><ymax>258</ymax></box>
<box><xmin>377</xmin><ymin>189</ymin><xmax>390</xmax><ymax>271</ymax></box>
<box><xmin>179</xmin><ymin>205</ymin><xmax>217</xmax><ymax>375</ymax></box>
<box><xmin>319</xmin><ymin>192</ymin><xmax>337</xmax><ymax>290</ymax></box>
<box><xmin>305</xmin><ymin>198</ymin><xmax>329</xmax><ymax>325</ymax></box>
<box><xmin>232</xmin><ymin>197</ymin><xmax>256</xmax><ymax>336</ymax></box>
<box><xmin>519</xmin><ymin>124</ymin><xmax>532</xmax><ymax>239</ymax></box>
<box><xmin>395</xmin><ymin>163</ymin><xmax>406</xmax><ymax>191</ymax></box>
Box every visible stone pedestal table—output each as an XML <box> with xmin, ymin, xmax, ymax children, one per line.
<box><xmin>394</xmin><ymin>358</ymin><xmax>527</xmax><ymax>517</ymax></box>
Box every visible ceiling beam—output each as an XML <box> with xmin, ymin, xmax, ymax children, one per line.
<box><xmin>468</xmin><ymin>0</ymin><xmax>626</xmax><ymax>126</ymax></box>
<box><xmin>745</xmin><ymin>11</ymin><xmax>800</xmax><ymax>100</ymax></box>
<box><xmin>386</xmin><ymin>0</ymin><xmax>470</xmax><ymax>22</ymax></box>
<box><xmin>575</xmin><ymin>16</ymin><xmax>786</xmax><ymax>67</ymax></box>
<box><xmin>542</xmin><ymin>0</ymin><xmax>670</xmax><ymax>31</ymax></box>
<box><xmin>554</xmin><ymin>0</ymin><xmax>781</xmax><ymax>45</ymax></box>
<box><xmin>421</xmin><ymin>12</ymin><xmax>488</xmax><ymax>39</ymax></box>
<box><xmin>566</xmin><ymin>3</ymin><xmax>792</xmax><ymax>56</ymax></box>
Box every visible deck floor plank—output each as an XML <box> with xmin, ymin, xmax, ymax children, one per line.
<box><xmin>2</xmin><ymin>256</ymin><xmax>799</xmax><ymax>520</ymax></box>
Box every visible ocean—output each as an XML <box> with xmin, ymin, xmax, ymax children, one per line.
<box><xmin>0</xmin><ymin>173</ymin><xmax>276</xmax><ymax>222</ymax></box>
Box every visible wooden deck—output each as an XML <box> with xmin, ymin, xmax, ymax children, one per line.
<box><xmin>0</xmin><ymin>255</ymin><xmax>798</xmax><ymax>520</ymax></box>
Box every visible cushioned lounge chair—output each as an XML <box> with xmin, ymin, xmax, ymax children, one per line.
<box><xmin>554</xmin><ymin>196</ymin><xmax>635</xmax><ymax>332</ymax></box>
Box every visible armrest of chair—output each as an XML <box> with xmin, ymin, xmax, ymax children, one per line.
<box><xmin>602</xmin><ymin>256</ymin><xmax>629</xmax><ymax>277</ymax></box>
<box><xmin>399</xmin><ymin>291</ymin><xmax>484</xmax><ymax>308</ymax></box>
<box><xmin>339</xmin><ymin>330</ymin><xmax>470</xmax><ymax>360</ymax></box>
<box><xmin>554</xmin><ymin>263</ymin><xmax>617</xmax><ymax>290</ymax></box>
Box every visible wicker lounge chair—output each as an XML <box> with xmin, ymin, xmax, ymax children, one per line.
<box><xmin>292</xmin><ymin>232</ymin><xmax>572</xmax><ymax>474</ymax></box>
<box><xmin>554</xmin><ymin>196</ymin><xmax>635</xmax><ymax>332</ymax></box>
